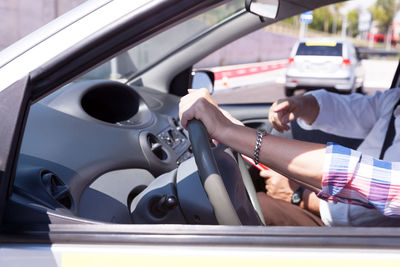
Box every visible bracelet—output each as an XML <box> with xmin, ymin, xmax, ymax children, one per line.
<box><xmin>254</xmin><ymin>128</ymin><xmax>266</xmax><ymax>165</ymax></box>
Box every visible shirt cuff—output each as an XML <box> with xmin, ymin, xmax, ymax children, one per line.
<box><xmin>297</xmin><ymin>90</ymin><xmax>325</xmax><ymax>130</ymax></box>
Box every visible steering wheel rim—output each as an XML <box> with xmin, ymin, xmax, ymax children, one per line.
<box><xmin>187</xmin><ymin>120</ymin><xmax>241</xmax><ymax>225</ymax></box>
<box><xmin>236</xmin><ymin>153</ymin><xmax>266</xmax><ymax>225</ymax></box>
<box><xmin>188</xmin><ymin>119</ymin><xmax>265</xmax><ymax>225</ymax></box>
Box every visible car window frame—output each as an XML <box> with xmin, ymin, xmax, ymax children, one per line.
<box><xmin>0</xmin><ymin>75</ymin><xmax>31</xmax><ymax>224</ymax></box>
<box><xmin>0</xmin><ymin>0</ymin><xmax>228</xmax><ymax>221</ymax></box>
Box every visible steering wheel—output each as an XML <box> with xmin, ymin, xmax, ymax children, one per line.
<box><xmin>187</xmin><ymin>119</ymin><xmax>265</xmax><ymax>225</ymax></box>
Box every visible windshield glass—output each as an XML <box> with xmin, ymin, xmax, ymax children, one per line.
<box><xmin>80</xmin><ymin>0</ymin><xmax>244</xmax><ymax>82</ymax></box>
<box><xmin>296</xmin><ymin>42</ymin><xmax>343</xmax><ymax>56</ymax></box>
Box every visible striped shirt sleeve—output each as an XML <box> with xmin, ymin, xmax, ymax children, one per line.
<box><xmin>317</xmin><ymin>143</ymin><xmax>400</xmax><ymax>217</ymax></box>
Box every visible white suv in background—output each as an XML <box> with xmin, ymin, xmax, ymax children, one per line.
<box><xmin>285</xmin><ymin>38</ymin><xmax>364</xmax><ymax>96</ymax></box>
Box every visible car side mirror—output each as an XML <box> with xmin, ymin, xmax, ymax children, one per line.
<box><xmin>245</xmin><ymin>0</ymin><xmax>279</xmax><ymax>19</ymax></box>
<box><xmin>190</xmin><ymin>70</ymin><xmax>214</xmax><ymax>95</ymax></box>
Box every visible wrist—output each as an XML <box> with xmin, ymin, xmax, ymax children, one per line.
<box><xmin>291</xmin><ymin>186</ymin><xmax>304</xmax><ymax>205</ymax></box>
<box><xmin>254</xmin><ymin>128</ymin><xmax>267</xmax><ymax>165</ymax></box>
<box><xmin>214</xmin><ymin>122</ymin><xmax>241</xmax><ymax>146</ymax></box>
<box><xmin>298</xmin><ymin>189</ymin><xmax>307</xmax><ymax>209</ymax></box>
<box><xmin>300</xmin><ymin>189</ymin><xmax>320</xmax><ymax>216</ymax></box>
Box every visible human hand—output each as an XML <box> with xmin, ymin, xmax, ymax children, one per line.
<box><xmin>179</xmin><ymin>88</ymin><xmax>234</xmax><ymax>141</ymax></box>
<box><xmin>268</xmin><ymin>94</ymin><xmax>320</xmax><ymax>133</ymax></box>
<box><xmin>260</xmin><ymin>169</ymin><xmax>299</xmax><ymax>203</ymax></box>
<box><xmin>261</xmin><ymin>169</ymin><xmax>321</xmax><ymax>215</ymax></box>
<box><xmin>268</xmin><ymin>96</ymin><xmax>303</xmax><ymax>133</ymax></box>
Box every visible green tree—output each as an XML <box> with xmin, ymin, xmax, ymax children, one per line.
<box><xmin>330</xmin><ymin>3</ymin><xmax>345</xmax><ymax>34</ymax></box>
<box><xmin>369</xmin><ymin>0</ymin><xmax>396</xmax><ymax>33</ymax></box>
<box><xmin>308</xmin><ymin>3</ymin><xmax>344</xmax><ymax>34</ymax></box>
<box><xmin>309</xmin><ymin>6</ymin><xmax>332</xmax><ymax>32</ymax></box>
<box><xmin>347</xmin><ymin>9</ymin><xmax>359</xmax><ymax>37</ymax></box>
<box><xmin>283</xmin><ymin>15</ymin><xmax>298</xmax><ymax>26</ymax></box>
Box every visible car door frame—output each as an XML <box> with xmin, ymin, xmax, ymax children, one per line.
<box><xmin>0</xmin><ymin>76</ymin><xmax>31</xmax><ymax>224</ymax></box>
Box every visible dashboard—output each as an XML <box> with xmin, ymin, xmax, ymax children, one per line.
<box><xmin>13</xmin><ymin>80</ymin><xmax>192</xmax><ymax>224</ymax></box>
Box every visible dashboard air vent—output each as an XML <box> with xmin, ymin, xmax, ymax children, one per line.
<box><xmin>41</xmin><ymin>171</ymin><xmax>73</xmax><ymax>209</ymax></box>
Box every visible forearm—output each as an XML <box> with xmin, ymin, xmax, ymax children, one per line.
<box><xmin>219</xmin><ymin>124</ymin><xmax>325</xmax><ymax>189</ymax></box>
<box><xmin>301</xmin><ymin>190</ymin><xmax>320</xmax><ymax>216</ymax></box>
<box><xmin>180</xmin><ymin>89</ymin><xmax>400</xmax><ymax>217</ymax></box>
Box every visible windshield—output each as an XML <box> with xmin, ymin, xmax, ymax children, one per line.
<box><xmin>80</xmin><ymin>0</ymin><xmax>244</xmax><ymax>82</ymax></box>
<box><xmin>296</xmin><ymin>42</ymin><xmax>343</xmax><ymax>57</ymax></box>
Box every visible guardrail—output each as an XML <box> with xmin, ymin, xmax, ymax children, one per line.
<box><xmin>357</xmin><ymin>47</ymin><xmax>400</xmax><ymax>59</ymax></box>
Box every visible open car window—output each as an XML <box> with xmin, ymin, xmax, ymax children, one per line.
<box><xmin>78</xmin><ymin>0</ymin><xmax>244</xmax><ymax>82</ymax></box>
<box><xmin>13</xmin><ymin>0</ymin><xmax>400</xmax><ymax>228</ymax></box>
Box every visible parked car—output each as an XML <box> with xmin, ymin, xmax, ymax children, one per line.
<box><xmin>285</xmin><ymin>38</ymin><xmax>364</xmax><ymax>96</ymax></box>
<box><xmin>0</xmin><ymin>0</ymin><xmax>400</xmax><ymax>266</ymax></box>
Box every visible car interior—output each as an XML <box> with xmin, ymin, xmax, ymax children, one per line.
<box><xmin>3</xmin><ymin>0</ymin><xmax>399</xmax><ymax>230</ymax></box>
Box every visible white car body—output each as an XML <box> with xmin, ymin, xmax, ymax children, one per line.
<box><xmin>285</xmin><ymin>38</ymin><xmax>364</xmax><ymax>96</ymax></box>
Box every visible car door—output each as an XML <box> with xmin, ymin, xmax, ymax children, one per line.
<box><xmin>2</xmin><ymin>1</ymin><xmax>400</xmax><ymax>267</ymax></box>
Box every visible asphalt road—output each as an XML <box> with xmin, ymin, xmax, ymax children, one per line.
<box><xmin>212</xmin><ymin>83</ymin><xmax>285</xmax><ymax>104</ymax></box>
<box><xmin>212</xmin><ymin>83</ymin><xmax>384</xmax><ymax>104</ymax></box>
<box><xmin>211</xmin><ymin>59</ymin><xmax>397</xmax><ymax>105</ymax></box>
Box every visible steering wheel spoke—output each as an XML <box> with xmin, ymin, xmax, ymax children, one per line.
<box><xmin>187</xmin><ymin>119</ymin><xmax>264</xmax><ymax>226</ymax></box>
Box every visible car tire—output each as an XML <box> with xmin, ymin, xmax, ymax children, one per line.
<box><xmin>285</xmin><ymin>87</ymin><xmax>294</xmax><ymax>97</ymax></box>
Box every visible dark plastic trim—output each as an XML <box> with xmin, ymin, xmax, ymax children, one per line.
<box><xmin>390</xmin><ymin>61</ymin><xmax>400</xmax><ymax>89</ymax></box>
<box><xmin>0</xmin><ymin>76</ymin><xmax>31</xmax><ymax>222</ymax></box>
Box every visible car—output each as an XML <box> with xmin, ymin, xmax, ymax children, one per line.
<box><xmin>284</xmin><ymin>38</ymin><xmax>364</xmax><ymax>96</ymax></box>
<box><xmin>0</xmin><ymin>0</ymin><xmax>400</xmax><ymax>266</ymax></box>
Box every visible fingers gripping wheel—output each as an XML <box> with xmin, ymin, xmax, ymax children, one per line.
<box><xmin>187</xmin><ymin>119</ymin><xmax>241</xmax><ymax>225</ymax></box>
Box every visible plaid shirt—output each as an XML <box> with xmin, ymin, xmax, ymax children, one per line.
<box><xmin>318</xmin><ymin>143</ymin><xmax>400</xmax><ymax>217</ymax></box>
